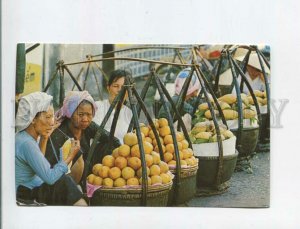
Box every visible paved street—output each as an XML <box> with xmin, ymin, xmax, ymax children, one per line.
<box><xmin>185</xmin><ymin>151</ymin><xmax>270</xmax><ymax>208</ymax></box>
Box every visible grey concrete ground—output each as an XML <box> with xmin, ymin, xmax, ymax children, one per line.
<box><xmin>185</xmin><ymin>151</ymin><xmax>270</xmax><ymax>208</ymax></box>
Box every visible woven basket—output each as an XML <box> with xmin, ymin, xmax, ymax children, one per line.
<box><xmin>167</xmin><ymin>163</ymin><xmax>198</xmax><ymax>205</ymax></box>
<box><xmin>90</xmin><ymin>181</ymin><xmax>173</xmax><ymax>206</ymax></box>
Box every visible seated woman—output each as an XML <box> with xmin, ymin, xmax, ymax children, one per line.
<box><xmin>158</xmin><ymin>68</ymin><xmax>201</xmax><ymax>131</ymax></box>
<box><xmin>93</xmin><ymin>69</ymin><xmax>132</xmax><ymax>143</ymax></box>
<box><xmin>15</xmin><ymin>92</ymin><xmax>87</xmax><ymax>206</ymax></box>
<box><xmin>45</xmin><ymin>90</ymin><xmax>120</xmax><ymax>187</ymax></box>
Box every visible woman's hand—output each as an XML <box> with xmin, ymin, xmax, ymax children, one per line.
<box><xmin>64</xmin><ymin>139</ymin><xmax>80</xmax><ymax>165</ymax></box>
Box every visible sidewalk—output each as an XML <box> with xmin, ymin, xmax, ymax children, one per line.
<box><xmin>185</xmin><ymin>151</ymin><xmax>270</xmax><ymax>208</ymax></box>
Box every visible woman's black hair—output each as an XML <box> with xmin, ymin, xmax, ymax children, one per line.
<box><xmin>107</xmin><ymin>69</ymin><xmax>131</xmax><ymax>86</ymax></box>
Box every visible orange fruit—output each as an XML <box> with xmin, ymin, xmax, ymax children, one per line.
<box><xmin>168</xmin><ymin>160</ymin><xmax>176</xmax><ymax>166</ymax></box>
<box><xmin>152</xmin><ymin>136</ymin><xmax>164</xmax><ymax>147</ymax></box>
<box><xmin>181</xmin><ymin>139</ymin><xmax>189</xmax><ymax>149</ymax></box>
<box><xmin>159</xmin><ymin>126</ymin><xmax>171</xmax><ymax>137</ymax></box>
<box><xmin>121</xmin><ymin>167</ymin><xmax>135</xmax><ymax>180</ymax></box>
<box><xmin>176</xmin><ymin>132</ymin><xmax>185</xmax><ymax>142</ymax></box>
<box><xmin>151</xmin><ymin>175</ymin><xmax>162</xmax><ymax>185</ymax></box>
<box><xmin>93</xmin><ymin>176</ymin><xmax>103</xmax><ymax>186</ymax></box>
<box><xmin>102</xmin><ymin>155</ymin><xmax>115</xmax><ymax>168</ymax></box>
<box><xmin>154</xmin><ymin>144</ymin><xmax>166</xmax><ymax>154</ymax></box>
<box><xmin>165</xmin><ymin>144</ymin><xmax>175</xmax><ymax>154</ymax></box>
<box><xmin>118</xmin><ymin>144</ymin><xmax>131</xmax><ymax>157</ymax></box>
<box><xmin>87</xmin><ymin>174</ymin><xmax>97</xmax><ymax>184</ymax></box>
<box><xmin>127</xmin><ymin>177</ymin><xmax>139</xmax><ymax>186</ymax></box>
<box><xmin>136</xmin><ymin>167</ymin><xmax>150</xmax><ymax>178</ymax></box>
<box><xmin>163</xmin><ymin>135</ymin><xmax>173</xmax><ymax>145</ymax></box>
<box><xmin>159</xmin><ymin>161</ymin><xmax>169</xmax><ymax>173</ymax></box>
<box><xmin>163</xmin><ymin>152</ymin><xmax>173</xmax><ymax>163</ymax></box>
<box><xmin>108</xmin><ymin>167</ymin><xmax>121</xmax><ymax>180</ymax></box>
<box><xmin>158</xmin><ymin>118</ymin><xmax>168</xmax><ymax>127</ymax></box>
<box><xmin>139</xmin><ymin>176</ymin><xmax>152</xmax><ymax>185</ymax></box>
<box><xmin>114</xmin><ymin>177</ymin><xmax>126</xmax><ymax>187</ymax></box>
<box><xmin>150</xmin><ymin>164</ymin><xmax>161</xmax><ymax>176</ymax></box>
<box><xmin>102</xmin><ymin>178</ymin><xmax>114</xmax><ymax>187</ymax></box>
<box><xmin>123</xmin><ymin>132</ymin><xmax>138</xmax><ymax>146</ymax></box>
<box><xmin>128</xmin><ymin>157</ymin><xmax>142</xmax><ymax>170</ymax></box>
<box><xmin>92</xmin><ymin>163</ymin><xmax>103</xmax><ymax>175</ymax></box>
<box><xmin>114</xmin><ymin>156</ymin><xmax>127</xmax><ymax>170</ymax></box>
<box><xmin>151</xmin><ymin>151</ymin><xmax>161</xmax><ymax>164</ymax></box>
<box><xmin>145</xmin><ymin>154</ymin><xmax>154</xmax><ymax>167</ymax></box>
<box><xmin>112</xmin><ymin>148</ymin><xmax>119</xmax><ymax>158</ymax></box>
<box><xmin>160</xmin><ymin>173</ymin><xmax>171</xmax><ymax>184</ymax></box>
<box><xmin>145</xmin><ymin>137</ymin><xmax>153</xmax><ymax>144</ymax></box>
<box><xmin>98</xmin><ymin>165</ymin><xmax>110</xmax><ymax>178</ymax></box>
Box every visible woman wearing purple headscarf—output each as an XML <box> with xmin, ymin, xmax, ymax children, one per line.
<box><xmin>45</xmin><ymin>91</ymin><xmax>120</xmax><ymax>187</ymax></box>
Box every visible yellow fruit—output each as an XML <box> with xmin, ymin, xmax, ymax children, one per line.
<box><xmin>151</xmin><ymin>175</ymin><xmax>162</xmax><ymax>185</ymax></box>
<box><xmin>154</xmin><ymin>144</ymin><xmax>166</xmax><ymax>154</ymax></box>
<box><xmin>127</xmin><ymin>177</ymin><xmax>139</xmax><ymax>186</ymax></box>
<box><xmin>195</xmin><ymin>132</ymin><xmax>212</xmax><ymax>140</ymax></box>
<box><xmin>158</xmin><ymin>118</ymin><xmax>168</xmax><ymax>127</ymax></box>
<box><xmin>182</xmin><ymin>149</ymin><xmax>193</xmax><ymax>159</ymax></box>
<box><xmin>102</xmin><ymin>155</ymin><xmax>115</xmax><ymax>168</ymax></box>
<box><xmin>153</xmin><ymin>119</ymin><xmax>160</xmax><ymax>129</ymax></box>
<box><xmin>102</xmin><ymin>178</ymin><xmax>114</xmax><ymax>187</ymax></box>
<box><xmin>149</xmin><ymin>129</ymin><xmax>158</xmax><ymax>139</ymax></box>
<box><xmin>145</xmin><ymin>154</ymin><xmax>154</xmax><ymax>167</ymax></box>
<box><xmin>168</xmin><ymin>160</ymin><xmax>176</xmax><ymax>166</ymax></box>
<box><xmin>114</xmin><ymin>177</ymin><xmax>126</xmax><ymax>187</ymax></box>
<box><xmin>150</xmin><ymin>164</ymin><xmax>161</xmax><ymax>176</ymax></box>
<box><xmin>151</xmin><ymin>151</ymin><xmax>161</xmax><ymax>164</ymax></box>
<box><xmin>123</xmin><ymin>132</ymin><xmax>138</xmax><ymax>146</ymax></box>
<box><xmin>131</xmin><ymin>142</ymin><xmax>153</xmax><ymax>156</ymax></box>
<box><xmin>180</xmin><ymin>160</ymin><xmax>188</xmax><ymax>166</ymax></box>
<box><xmin>254</xmin><ymin>90</ymin><xmax>264</xmax><ymax>98</ymax></box>
<box><xmin>112</xmin><ymin>148</ymin><xmax>119</xmax><ymax>158</ymax></box>
<box><xmin>140</xmin><ymin>126</ymin><xmax>150</xmax><ymax>137</ymax></box>
<box><xmin>181</xmin><ymin>139</ymin><xmax>189</xmax><ymax>149</ymax></box>
<box><xmin>128</xmin><ymin>157</ymin><xmax>142</xmax><ymax>170</ymax></box>
<box><xmin>243</xmin><ymin>109</ymin><xmax>257</xmax><ymax>119</ymax></box>
<box><xmin>108</xmin><ymin>167</ymin><xmax>121</xmax><ymax>180</ymax></box>
<box><xmin>211</xmin><ymin>134</ymin><xmax>225</xmax><ymax>142</ymax></box>
<box><xmin>191</xmin><ymin>123</ymin><xmax>207</xmax><ymax>134</ymax></box>
<box><xmin>98</xmin><ymin>166</ymin><xmax>110</xmax><ymax>178</ymax></box>
<box><xmin>152</xmin><ymin>136</ymin><xmax>164</xmax><ymax>147</ymax></box>
<box><xmin>176</xmin><ymin>132</ymin><xmax>185</xmax><ymax>142</ymax></box>
<box><xmin>219</xmin><ymin>94</ymin><xmax>237</xmax><ymax>104</ymax></box>
<box><xmin>261</xmin><ymin>98</ymin><xmax>268</xmax><ymax>106</ymax></box>
<box><xmin>185</xmin><ymin>158</ymin><xmax>194</xmax><ymax>166</ymax></box>
<box><xmin>219</xmin><ymin>101</ymin><xmax>231</xmax><ymax>110</ymax></box>
<box><xmin>174</xmin><ymin>151</ymin><xmax>184</xmax><ymax>160</ymax></box>
<box><xmin>92</xmin><ymin>163</ymin><xmax>103</xmax><ymax>176</ymax></box>
<box><xmin>165</xmin><ymin>144</ymin><xmax>175</xmax><ymax>154</ymax></box>
<box><xmin>241</xmin><ymin>93</ymin><xmax>250</xmax><ymax>105</ymax></box>
<box><xmin>160</xmin><ymin>173</ymin><xmax>171</xmax><ymax>184</ymax></box>
<box><xmin>121</xmin><ymin>167</ymin><xmax>135</xmax><ymax>180</ymax></box>
<box><xmin>163</xmin><ymin>135</ymin><xmax>173</xmax><ymax>145</ymax></box>
<box><xmin>87</xmin><ymin>174</ymin><xmax>97</xmax><ymax>184</ymax></box>
<box><xmin>223</xmin><ymin>130</ymin><xmax>234</xmax><ymax>139</ymax></box>
<box><xmin>139</xmin><ymin>177</ymin><xmax>152</xmax><ymax>185</ymax></box>
<box><xmin>136</xmin><ymin>167</ymin><xmax>150</xmax><ymax>178</ymax></box>
<box><xmin>176</xmin><ymin>142</ymin><xmax>183</xmax><ymax>150</ymax></box>
<box><xmin>223</xmin><ymin>109</ymin><xmax>239</xmax><ymax>120</ymax></box>
<box><xmin>93</xmin><ymin>176</ymin><xmax>103</xmax><ymax>186</ymax></box>
<box><xmin>163</xmin><ymin>152</ymin><xmax>173</xmax><ymax>163</ymax></box>
<box><xmin>191</xmin><ymin>156</ymin><xmax>198</xmax><ymax>165</ymax></box>
<box><xmin>114</xmin><ymin>156</ymin><xmax>127</xmax><ymax>170</ymax></box>
<box><xmin>159</xmin><ymin>126</ymin><xmax>171</xmax><ymax>137</ymax></box>
<box><xmin>204</xmin><ymin>110</ymin><xmax>219</xmax><ymax>119</ymax></box>
<box><xmin>198</xmin><ymin>103</ymin><xmax>209</xmax><ymax>111</ymax></box>
<box><xmin>118</xmin><ymin>144</ymin><xmax>131</xmax><ymax>157</ymax></box>
<box><xmin>145</xmin><ymin>137</ymin><xmax>153</xmax><ymax>144</ymax></box>
<box><xmin>159</xmin><ymin>161</ymin><xmax>169</xmax><ymax>173</ymax></box>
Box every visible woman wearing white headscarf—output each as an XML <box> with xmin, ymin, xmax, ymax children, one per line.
<box><xmin>15</xmin><ymin>92</ymin><xmax>87</xmax><ymax>206</ymax></box>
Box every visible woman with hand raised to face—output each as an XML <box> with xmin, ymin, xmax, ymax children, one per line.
<box><xmin>15</xmin><ymin>92</ymin><xmax>87</xmax><ymax>206</ymax></box>
<box><xmin>45</xmin><ymin>90</ymin><xmax>120</xmax><ymax>188</ymax></box>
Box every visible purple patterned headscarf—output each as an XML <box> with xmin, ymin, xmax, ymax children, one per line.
<box><xmin>55</xmin><ymin>91</ymin><xmax>97</xmax><ymax>123</ymax></box>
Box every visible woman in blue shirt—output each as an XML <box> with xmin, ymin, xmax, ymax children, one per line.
<box><xmin>15</xmin><ymin>92</ymin><xmax>87</xmax><ymax>206</ymax></box>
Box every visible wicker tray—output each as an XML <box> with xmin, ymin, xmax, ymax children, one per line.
<box><xmin>90</xmin><ymin>181</ymin><xmax>173</xmax><ymax>207</ymax></box>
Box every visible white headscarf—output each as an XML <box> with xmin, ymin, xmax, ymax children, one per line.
<box><xmin>15</xmin><ymin>92</ymin><xmax>53</xmax><ymax>132</ymax></box>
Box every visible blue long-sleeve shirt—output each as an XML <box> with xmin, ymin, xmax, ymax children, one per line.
<box><xmin>15</xmin><ymin>131</ymin><xmax>68</xmax><ymax>190</ymax></box>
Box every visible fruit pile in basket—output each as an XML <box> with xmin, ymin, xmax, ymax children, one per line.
<box><xmin>189</xmin><ymin>121</ymin><xmax>235</xmax><ymax>144</ymax></box>
<box><xmin>87</xmin><ymin>131</ymin><xmax>173</xmax><ymax>188</ymax></box>
<box><xmin>193</xmin><ymin>93</ymin><xmax>262</xmax><ymax>124</ymax></box>
<box><xmin>148</xmin><ymin>118</ymin><xmax>198</xmax><ymax>168</ymax></box>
